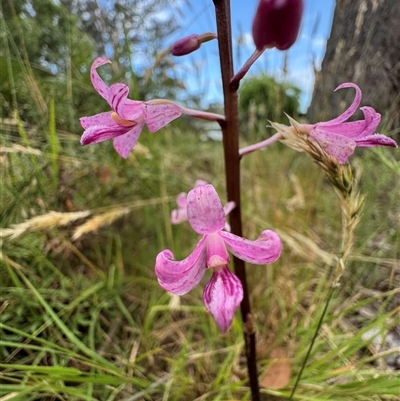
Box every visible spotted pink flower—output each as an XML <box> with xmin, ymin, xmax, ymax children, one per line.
<box><xmin>80</xmin><ymin>57</ymin><xmax>182</xmax><ymax>158</ymax></box>
<box><xmin>171</xmin><ymin>180</ymin><xmax>235</xmax><ymax>232</ymax></box>
<box><xmin>171</xmin><ymin>180</ymin><xmax>208</xmax><ymax>225</ymax></box>
<box><xmin>155</xmin><ymin>184</ymin><xmax>282</xmax><ymax>332</ymax></box>
<box><xmin>300</xmin><ymin>83</ymin><xmax>397</xmax><ymax>163</ymax></box>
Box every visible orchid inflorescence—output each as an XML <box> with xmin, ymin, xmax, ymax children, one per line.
<box><xmin>157</xmin><ymin>184</ymin><xmax>282</xmax><ymax>332</ymax></box>
<box><xmin>79</xmin><ymin>0</ymin><xmax>397</xmax><ymax>336</ymax></box>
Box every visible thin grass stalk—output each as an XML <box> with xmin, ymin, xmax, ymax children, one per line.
<box><xmin>289</xmin><ymin>159</ymin><xmax>365</xmax><ymax>398</ymax></box>
<box><xmin>48</xmin><ymin>98</ymin><xmax>60</xmax><ymax>188</ymax></box>
<box><xmin>289</xmin><ymin>284</ymin><xmax>335</xmax><ymax>399</ymax></box>
<box><xmin>212</xmin><ymin>0</ymin><xmax>259</xmax><ymax>399</ymax></box>
<box><xmin>6</xmin><ymin>0</ymin><xmax>47</xmax><ymax>115</ymax></box>
<box><xmin>1</xmin><ymin>3</ymin><xmax>17</xmax><ymax>112</ymax></box>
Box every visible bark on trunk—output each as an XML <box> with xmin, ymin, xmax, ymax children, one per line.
<box><xmin>307</xmin><ymin>0</ymin><xmax>400</xmax><ymax>131</ymax></box>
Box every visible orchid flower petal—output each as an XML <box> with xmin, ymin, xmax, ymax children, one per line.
<box><xmin>155</xmin><ymin>236</ymin><xmax>207</xmax><ymax>295</ymax></box>
<box><xmin>355</xmin><ymin>134</ymin><xmax>398</xmax><ymax>148</ymax></box>
<box><xmin>317</xmin><ymin>121</ymin><xmax>366</xmax><ymax>137</ymax></box>
<box><xmin>310</xmin><ymin>127</ymin><xmax>356</xmax><ymax>163</ymax></box>
<box><xmin>122</xmin><ymin>99</ymin><xmax>145</xmax><ymax>120</ymax></box>
<box><xmin>81</xmin><ymin>123</ymin><xmax>130</xmax><ymax>145</ymax></box>
<box><xmin>205</xmin><ymin>233</ymin><xmax>230</xmax><ymax>267</ymax></box>
<box><xmin>108</xmin><ymin>83</ymin><xmax>130</xmax><ymax>115</ymax></box>
<box><xmin>80</xmin><ymin>112</ymin><xmax>115</xmax><ymax>130</ymax></box>
<box><xmin>194</xmin><ymin>179</ymin><xmax>208</xmax><ymax>187</ymax></box>
<box><xmin>223</xmin><ymin>201</ymin><xmax>236</xmax><ymax>216</ymax></box>
<box><xmin>171</xmin><ymin>193</ymin><xmax>188</xmax><ymax>224</ymax></box>
<box><xmin>107</xmin><ymin>84</ymin><xmax>144</xmax><ymax>123</ymax></box>
<box><xmin>176</xmin><ymin>192</ymin><xmax>188</xmax><ymax>208</ymax></box>
<box><xmin>219</xmin><ymin>229</ymin><xmax>282</xmax><ymax>264</ymax></box>
<box><xmin>222</xmin><ymin>201</ymin><xmax>235</xmax><ymax>232</ymax></box>
<box><xmin>187</xmin><ymin>184</ymin><xmax>226</xmax><ymax>234</ymax></box>
<box><xmin>171</xmin><ymin>208</ymin><xmax>188</xmax><ymax>225</ymax></box>
<box><xmin>143</xmin><ymin>103</ymin><xmax>182</xmax><ymax>132</ymax></box>
<box><xmin>326</xmin><ymin>83</ymin><xmax>362</xmax><ymax>125</ymax></box>
<box><xmin>113</xmin><ymin>122</ymin><xmax>145</xmax><ymax>158</ymax></box>
<box><xmin>321</xmin><ymin>107</ymin><xmax>381</xmax><ymax>139</ymax></box>
<box><xmin>90</xmin><ymin>57</ymin><xmax>112</xmax><ymax>101</ymax></box>
<box><xmin>359</xmin><ymin>106</ymin><xmax>381</xmax><ymax>136</ymax></box>
<box><xmin>202</xmin><ymin>266</ymin><xmax>243</xmax><ymax>333</ymax></box>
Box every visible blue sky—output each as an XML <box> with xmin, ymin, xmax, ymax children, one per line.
<box><xmin>167</xmin><ymin>0</ymin><xmax>336</xmax><ymax>112</ymax></box>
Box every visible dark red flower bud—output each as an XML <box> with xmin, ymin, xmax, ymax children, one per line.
<box><xmin>252</xmin><ymin>0</ymin><xmax>304</xmax><ymax>51</ymax></box>
<box><xmin>170</xmin><ymin>34</ymin><xmax>201</xmax><ymax>56</ymax></box>
<box><xmin>170</xmin><ymin>32</ymin><xmax>217</xmax><ymax>56</ymax></box>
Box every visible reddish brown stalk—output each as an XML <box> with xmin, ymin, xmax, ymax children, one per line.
<box><xmin>212</xmin><ymin>1</ymin><xmax>260</xmax><ymax>400</ymax></box>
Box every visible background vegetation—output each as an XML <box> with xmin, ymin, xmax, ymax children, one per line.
<box><xmin>1</xmin><ymin>1</ymin><xmax>399</xmax><ymax>400</ymax></box>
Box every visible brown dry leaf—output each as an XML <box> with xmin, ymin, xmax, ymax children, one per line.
<box><xmin>260</xmin><ymin>347</ymin><xmax>291</xmax><ymax>390</ymax></box>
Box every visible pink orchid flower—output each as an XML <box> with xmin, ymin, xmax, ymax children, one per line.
<box><xmin>171</xmin><ymin>180</ymin><xmax>208</xmax><ymax>225</ymax></box>
<box><xmin>80</xmin><ymin>57</ymin><xmax>183</xmax><ymax>158</ymax></box>
<box><xmin>300</xmin><ymin>83</ymin><xmax>397</xmax><ymax>164</ymax></box>
<box><xmin>171</xmin><ymin>180</ymin><xmax>235</xmax><ymax>232</ymax></box>
<box><xmin>155</xmin><ymin>184</ymin><xmax>282</xmax><ymax>332</ymax></box>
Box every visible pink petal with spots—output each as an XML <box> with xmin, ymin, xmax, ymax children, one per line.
<box><xmin>113</xmin><ymin>122</ymin><xmax>144</xmax><ymax>158</ymax></box>
<box><xmin>194</xmin><ymin>179</ymin><xmax>208</xmax><ymax>187</ymax></box>
<box><xmin>318</xmin><ymin>121</ymin><xmax>367</xmax><ymax>138</ymax></box>
<box><xmin>326</xmin><ymin>83</ymin><xmax>362</xmax><ymax>125</ymax></box>
<box><xmin>108</xmin><ymin>83</ymin><xmax>130</xmax><ymax>115</ymax></box>
<box><xmin>355</xmin><ymin>134</ymin><xmax>398</xmax><ymax>148</ymax></box>
<box><xmin>187</xmin><ymin>185</ymin><xmax>226</xmax><ymax>235</ymax></box>
<box><xmin>310</xmin><ymin>127</ymin><xmax>356</xmax><ymax>163</ymax></box>
<box><xmin>80</xmin><ymin>111</ymin><xmax>114</xmax><ymax>130</ymax></box>
<box><xmin>219</xmin><ymin>229</ymin><xmax>282</xmax><ymax>265</ymax></box>
<box><xmin>202</xmin><ymin>266</ymin><xmax>243</xmax><ymax>333</ymax></box>
<box><xmin>120</xmin><ymin>99</ymin><xmax>144</xmax><ymax>121</ymax></box>
<box><xmin>171</xmin><ymin>193</ymin><xmax>188</xmax><ymax>224</ymax></box>
<box><xmin>143</xmin><ymin>103</ymin><xmax>182</xmax><ymax>132</ymax></box>
<box><xmin>176</xmin><ymin>192</ymin><xmax>187</xmax><ymax>208</ymax></box>
<box><xmin>107</xmin><ymin>84</ymin><xmax>144</xmax><ymax>122</ymax></box>
<box><xmin>358</xmin><ymin>106</ymin><xmax>381</xmax><ymax>136</ymax></box>
<box><xmin>155</xmin><ymin>236</ymin><xmax>207</xmax><ymax>295</ymax></box>
<box><xmin>223</xmin><ymin>201</ymin><xmax>236</xmax><ymax>216</ymax></box>
<box><xmin>81</xmin><ymin>123</ymin><xmax>130</xmax><ymax>145</ymax></box>
<box><xmin>90</xmin><ymin>58</ymin><xmax>112</xmax><ymax>101</ymax></box>
<box><xmin>171</xmin><ymin>208</ymin><xmax>188</xmax><ymax>224</ymax></box>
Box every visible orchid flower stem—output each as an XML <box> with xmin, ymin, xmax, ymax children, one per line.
<box><xmin>199</xmin><ymin>32</ymin><xmax>219</xmax><ymax>43</ymax></box>
<box><xmin>239</xmin><ymin>132</ymin><xmax>283</xmax><ymax>158</ymax></box>
<box><xmin>181</xmin><ymin>107</ymin><xmax>226</xmax><ymax>122</ymax></box>
<box><xmin>230</xmin><ymin>48</ymin><xmax>264</xmax><ymax>91</ymax></box>
<box><xmin>213</xmin><ymin>1</ymin><xmax>260</xmax><ymax>400</ymax></box>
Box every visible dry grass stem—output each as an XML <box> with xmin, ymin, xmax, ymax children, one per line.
<box><xmin>72</xmin><ymin>208</ymin><xmax>131</xmax><ymax>240</ymax></box>
<box><xmin>0</xmin><ymin>211</ymin><xmax>91</xmax><ymax>239</ymax></box>
<box><xmin>0</xmin><ymin>144</ymin><xmax>42</xmax><ymax>155</ymax></box>
<box><xmin>275</xmin><ymin>228</ymin><xmax>336</xmax><ymax>266</ymax></box>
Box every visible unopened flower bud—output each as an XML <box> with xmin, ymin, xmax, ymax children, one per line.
<box><xmin>252</xmin><ymin>0</ymin><xmax>304</xmax><ymax>51</ymax></box>
<box><xmin>170</xmin><ymin>32</ymin><xmax>217</xmax><ymax>56</ymax></box>
<box><xmin>170</xmin><ymin>34</ymin><xmax>201</xmax><ymax>56</ymax></box>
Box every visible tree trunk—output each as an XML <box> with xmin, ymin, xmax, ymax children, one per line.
<box><xmin>307</xmin><ymin>0</ymin><xmax>400</xmax><ymax>131</ymax></box>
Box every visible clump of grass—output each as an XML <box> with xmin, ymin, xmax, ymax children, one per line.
<box><xmin>2</xmin><ymin>117</ymin><xmax>399</xmax><ymax>400</ymax></box>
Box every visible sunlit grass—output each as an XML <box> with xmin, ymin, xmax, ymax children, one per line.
<box><xmin>1</xmin><ymin>112</ymin><xmax>399</xmax><ymax>400</ymax></box>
